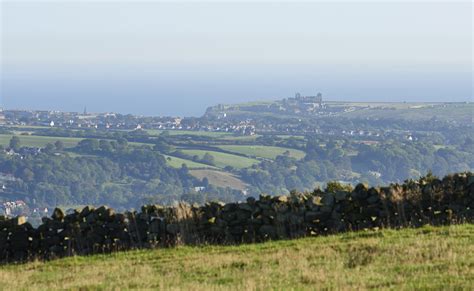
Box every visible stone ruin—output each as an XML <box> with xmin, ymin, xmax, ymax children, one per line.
<box><xmin>1</xmin><ymin>172</ymin><xmax>473</xmax><ymax>263</ymax></box>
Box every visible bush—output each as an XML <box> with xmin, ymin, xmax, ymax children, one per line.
<box><xmin>325</xmin><ymin>181</ymin><xmax>353</xmax><ymax>193</ymax></box>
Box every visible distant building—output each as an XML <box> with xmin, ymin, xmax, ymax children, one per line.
<box><xmin>290</xmin><ymin>92</ymin><xmax>323</xmax><ymax>104</ymax></box>
<box><xmin>0</xmin><ymin>108</ymin><xmax>6</xmax><ymax>125</ymax></box>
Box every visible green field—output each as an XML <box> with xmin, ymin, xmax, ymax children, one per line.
<box><xmin>0</xmin><ymin>133</ymin><xmax>263</xmax><ymax>170</ymax></box>
<box><xmin>339</xmin><ymin>103</ymin><xmax>473</xmax><ymax>122</ymax></box>
<box><xmin>163</xmin><ymin>155</ymin><xmax>216</xmax><ymax>169</ymax></box>
<box><xmin>1</xmin><ymin>224</ymin><xmax>472</xmax><ymax>290</ymax></box>
<box><xmin>217</xmin><ymin>145</ymin><xmax>306</xmax><ymax>160</ymax></box>
<box><xmin>0</xmin><ymin>134</ymin><xmax>83</xmax><ymax>148</ymax></box>
<box><xmin>146</xmin><ymin>129</ymin><xmax>232</xmax><ymax>138</ymax></box>
<box><xmin>5</xmin><ymin>125</ymin><xmax>51</xmax><ymax>130</ymax></box>
<box><xmin>276</xmin><ymin>135</ymin><xmax>305</xmax><ymax>140</ymax></box>
<box><xmin>325</xmin><ymin>101</ymin><xmax>442</xmax><ymax>109</ymax></box>
<box><xmin>181</xmin><ymin>149</ymin><xmax>259</xmax><ymax>169</ymax></box>
<box><xmin>217</xmin><ymin>135</ymin><xmax>260</xmax><ymax>142</ymax></box>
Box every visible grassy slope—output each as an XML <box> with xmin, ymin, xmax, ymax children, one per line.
<box><xmin>0</xmin><ymin>133</ymin><xmax>217</xmax><ymax>170</ymax></box>
<box><xmin>216</xmin><ymin>101</ymin><xmax>472</xmax><ymax>123</ymax></box>
<box><xmin>181</xmin><ymin>149</ymin><xmax>259</xmax><ymax>169</ymax></box>
<box><xmin>163</xmin><ymin>155</ymin><xmax>216</xmax><ymax>169</ymax></box>
<box><xmin>0</xmin><ymin>133</ymin><xmax>256</xmax><ymax>171</ymax></box>
<box><xmin>1</xmin><ymin>224</ymin><xmax>472</xmax><ymax>290</ymax></box>
<box><xmin>340</xmin><ymin>103</ymin><xmax>473</xmax><ymax>122</ymax></box>
<box><xmin>217</xmin><ymin>145</ymin><xmax>306</xmax><ymax>160</ymax></box>
<box><xmin>189</xmin><ymin>169</ymin><xmax>248</xmax><ymax>190</ymax></box>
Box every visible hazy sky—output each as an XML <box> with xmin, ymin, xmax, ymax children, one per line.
<box><xmin>1</xmin><ymin>1</ymin><xmax>472</xmax><ymax>116</ymax></box>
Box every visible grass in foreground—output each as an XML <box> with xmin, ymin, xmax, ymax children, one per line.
<box><xmin>0</xmin><ymin>224</ymin><xmax>473</xmax><ymax>290</ymax></box>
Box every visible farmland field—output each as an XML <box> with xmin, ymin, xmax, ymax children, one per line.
<box><xmin>339</xmin><ymin>103</ymin><xmax>473</xmax><ymax>122</ymax></box>
<box><xmin>0</xmin><ymin>224</ymin><xmax>472</xmax><ymax>290</ymax></box>
<box><xmin>217</xmin><ymin>145</ymin><xmax>306</xmax><ymax>160</ymax></box>
<box><xmin>0</xmin><ymin>134</ymin><xmax>83</xmax><ymax>148</ymax></box>
<box><xmin>181</xmin><ymin>149</ymin><xmax>259</xmax><ymax>169</ymax></box>
<box><xmin>189</xmin><ymin>169</ymin><xmax>248</xmax><ymax>190</ymax></box>
<box><xmin>145</xmin><ymin>129</ymin><xmax>232</xmax><ymax>138</ymax></box>
<box><xmin>163</xmin><ymin>155</ymin><xmax>216</xmax><ymax>169</ymax></box>
<box><xmin>217</xmin><ymin>135</ymin><xmax>260</xmax><ymax>142</ymax></box>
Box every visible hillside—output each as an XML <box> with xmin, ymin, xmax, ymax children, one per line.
<box><xmin>189</xmin><ymin>169</ymin><xmax>248</xmax><ymax>190</ymax></box>
<box><xmin>1</xmin><ymin>224</ymin><xmax>472</xmax><ymax>290</ymax></box>
<box><xmin>1</xmin><ymin>100</ymin><xmax>472</xmax><ymax>209</ymax></box>
<box><xmin>205</xmin><ymin>100</ymin><xmax>473</xmax><ymax>124</ymax></box>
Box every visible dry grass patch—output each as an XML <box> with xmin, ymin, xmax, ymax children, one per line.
<box><xmin>189</xmin><ymin>169</ymin><xmax>248</xmax><ymax>190</ymax></box>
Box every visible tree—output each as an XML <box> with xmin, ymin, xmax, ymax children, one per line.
<box><xmin>44</xmin><ymin>143</ymin><xmax>55</xmax><ymax>154</ymax></box>
<box><xmin>77</xmin><ymin>139</ymin><xmax>100</xmax><ymax>152</ymax></box>
<box><xmin>99</xmin><ymin>140</ymin><xmax>113</xmax><ymax>152</ymax></box>
<box><xmin>9</xmin><ymin>136</ymin><xmax>21</xmax><ymax>151</ymax></box>
<box><xmin>116</xmin><ymin>138</ymin><xmax>128</xmax><ymax>150</ymax></box>
<box><xmin>153</xmin><ymin>138</ymin><xmax>173</xmax><ymax>153</ymax></box>
<box><xmin>22</xmin><ymin>168</ymin><xmax>34</xmax><ymax>182</ymax></box>
<box><xmin>54</xmin><ymin>140</ymin><xmax>65</xmax><ymax>151</ymax></box>
<box><xmin>201</xmin><ymin>153</ymin><xmax>215</xmax><ymax>166</ymax></box>
<box><xmin>202</xmin><ymin>177</ymin><xmax>210</xmax><ymax>187</ymax></box>
<box><xmin>178</xmin><ymin>164</ymin><xmax>189</xmax><ymax>177</ymax></box>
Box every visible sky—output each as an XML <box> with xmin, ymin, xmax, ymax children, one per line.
<box><xmin>1</xmin><ymin>1</ymin><xmax>472</xmax><ymax>116</ymax></box>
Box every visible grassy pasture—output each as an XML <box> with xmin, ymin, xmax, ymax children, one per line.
<box><xmin>163</xmin><ymin>155</ymin><xmax>216</xmax><ymax>169</ymax></box>
<box><xmin>0</xmin><ymin>134</ymin><xmax>149</xmax><ymax>150</ymax></box>
<box><xmin>217</xmin><ymin>145</ymin><xmax>306</xmax><ymax>160</ymax></box>
<box><xmin>0</xmin><ymin>134</ymin><xmax>83</xmax><ymax>148</ymax></box>
<box><xmin>325</xmin><ymin>101</ymin><xmax>442</xmax><ymax>109</ymax></box>
<box><xmin>0</xmin><ymin>224</ymin><xmax>472</xmax><ymax>290</ymax></box>
<box><xmin>340</xmin><ymin>103</ymin><xmax>473</xmax><ymax>122</ymax></box>
<box><xmin>217</xmin><ymin>135</ymin><xmax>260</xmax><ymax>142</ymax></box>
<box><xmin>189</xmin><ymin>169</ymin><xmax>248</xmax><ymax>190</ymax></box>
<box><xmin>146</xmin><ymin>129</ymin><xmax>232</xmax><ymax>138</ymax></box>
<box><xmin>181</xmin><ymin>149</ymin><xmax>259</xmax><ymax>169</ymax></box>
<box><xmin>5</xmin><ymin>125</ymin><xmax>51</xmax><ymax>130</ymax></box>
<box><xmin>276</xmin><ymin>135</ymin><xmax>305</xmax><ymax>140</ymax></box>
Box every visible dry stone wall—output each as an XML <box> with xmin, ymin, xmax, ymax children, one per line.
<box><xmin>1</xmin><ymin>172</ymin><xmax>473</xmax><ymax>263</ymax></box>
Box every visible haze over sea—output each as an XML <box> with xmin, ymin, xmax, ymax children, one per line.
<box><xmin>1</xmin><ymin>1</ymin><xmax>472</xmax><ymax>116</ymax></box>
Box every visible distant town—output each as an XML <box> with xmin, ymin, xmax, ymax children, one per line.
<box><xmin>2</xmin><ymin>93</ymin><xmax>467</xmax><ymax>139</ymax></box>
